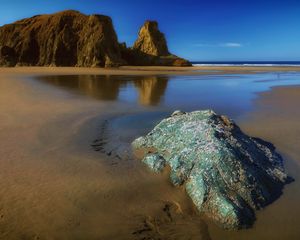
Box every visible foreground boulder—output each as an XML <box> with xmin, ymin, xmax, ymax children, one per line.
<box><xmin>0</xmin><ymin>11</ymin><xmax>190</xmax><ymax>67</ymax></box>
<box><xmin>122</xmin><ymin>21</ymin><xmax>191</xmax><ymax>66</ymax></box>
<box><xmin>132</xmin><ymin>110</ymin><xmax>292</xmax><ymax>229</ymax></box>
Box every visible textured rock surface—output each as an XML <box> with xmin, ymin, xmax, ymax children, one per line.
<box><xmin>132</xmin><ymin>110</ymin><xmax>292</xmax><ymax>229</ymax></box>
<box><xmin>0</xmin><ymin>46</ymin><xmax>17</xmax><ymax>66</ymax></box>
<box><xmin>0</xmin><ymin>10</ymin><xmax>125</xmax><ymax>67</ymax></box>
<box><xmin>0</xmin><ymin>11</ymin><xmax>190</xmax><ymax>67</ymax></box>
<box><xmin>122</xmin><ymin>21</ymin><xmax>191</xmax><ymax>66</ymax></box>
<box><xmin>133</xmin><ymin>21</ymin><xmax>170</xmax><ymax>56</ymax></box>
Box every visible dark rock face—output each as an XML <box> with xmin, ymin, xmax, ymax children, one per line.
<box><xmin>122</xmin><ymin>21</ymin><xmax>191</xmax><ymax>66</ymax></box>
<box><xmin>0</xmin><ymin>46</ymin><xmax>17</xmax><ymax>66</ymax></box>
<box><xmin>0</xmin><ymin>10</ymin><xmax>125</xmax><ymax>67</ymax></box>
<box><xmin>0</xmin><ymin>11</ymin><xmax>190</xmax><ymax>67</ymax></box>
<box><xmin>132</xmin><ymin>110</ymin><xmax>292</xmax><ymax>229</ymax></box>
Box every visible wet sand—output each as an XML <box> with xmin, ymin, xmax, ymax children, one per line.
<box><xmin>1</xmin><ymin>65</ymin><xmax>300</xmax><ymax>77</ymax></box>
<box><xmin>0</xmin><ymin>67</ymin><xmax>300</xmax><ymax>239</ymax></box>
<box><xmin>0</xmin><ymin>68</ymin><xmax>211</xmax><ymax>239</ymax></box>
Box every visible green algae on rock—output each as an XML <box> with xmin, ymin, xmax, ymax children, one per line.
<box><xmin>132</xmin><ymin>110</ymin><xmax>292</xmax><ymax>229</ymax></box>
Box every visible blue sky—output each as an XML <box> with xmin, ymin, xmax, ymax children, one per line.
<box><xmin>0</xmin><ymin>0</ymin><xmax>299</xmax><ymax>61</ymax></box>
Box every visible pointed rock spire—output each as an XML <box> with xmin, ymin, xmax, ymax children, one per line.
<box><xmin>133</xmin><ymin>21</ymin><xmax>170</xmax><ymax>56</ymax></box>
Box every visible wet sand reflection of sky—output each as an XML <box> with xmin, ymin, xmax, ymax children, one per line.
<box><xmin>37</xmin><ymin>72</ymin><xmax>300</xmax><ymax>118</ymax></box>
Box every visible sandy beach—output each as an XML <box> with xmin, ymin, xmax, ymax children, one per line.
<box><xmin>0</xmin><ymin>67</ymin><xmax>210</xmax><ymax>239</ymax></box>
<box><xmin>0</xmin><ymin>66</ymin><xmax>300</xmax><ymax>239</ymax></box>
<box><xmin>1</xmin><ymin>0</ymin><xmax>300</xmax><ymax>239</ymax></box>
<box><xmin>1</xmin><ymin>65</ymin><xmax>300</xmax><ymax>77</ymax></box>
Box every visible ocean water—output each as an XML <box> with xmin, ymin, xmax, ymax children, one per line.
<box><xmin>192</xmin><ymin>61</ymin><xmax>300</xmax><ymax>66</ymax></box>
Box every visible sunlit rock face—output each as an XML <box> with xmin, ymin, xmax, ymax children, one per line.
<box><xmin>0</xmin><ymin>10</ymin><xmax>125</xmax><ymax>67</ymax></box>
<box><xmin>121</xmin><ymin>21</ymin><xmax>191</xmax><ymax>66</ymax></box>
<box><xmin>0</xmin><ymin>11</ymin><xmax>190</xmax><ymax>67</ymax></box>
<box><xmin>133</xmin><ymin>21</ymin><xmax>170</xmax><ymax>56</ymax></box>
<box><xmin>132</xmin><ymin>110</ymin><xmax>292</xmax><ymax>229</ymax></box>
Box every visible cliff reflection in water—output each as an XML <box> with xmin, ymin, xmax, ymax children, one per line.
<box><xmin>38</xmin><ymin>75</ymin><xmax>169</xmax><ymax>106</ymax></box>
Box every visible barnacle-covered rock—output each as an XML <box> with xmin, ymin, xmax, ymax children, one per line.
<box><xmin>132</xmin><ymin>110</ymin><xmax>292</xmax><ymax>229</ymax></box>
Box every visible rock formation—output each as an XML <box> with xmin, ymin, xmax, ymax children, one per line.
<box><xmin>122</xmin><ymin>21</ymin><xmax>191</xmax><ymax>66</ymax></box>
<box><xmin>133</xmin><ymin>21</ymin><xmax>170</xmax><ymax>56</ymax></box>
<box><xmin>132</xmin><ymin>110</ymin><xmax>292</xmax><ymax>229</ymax></box>
<box><xmin>0</xmin><ymin>46</ymin><xmax>17</xmax><ymax>66</ymax></box>
<box><xmin>0</xmin><ymin>11</ymin><xmax>190</xmax><ymax>67</ymax></box>
<box><xmin>0</xmin><ymin>10</ymin><xmax>125</xmax><ymax>67</ymax></box>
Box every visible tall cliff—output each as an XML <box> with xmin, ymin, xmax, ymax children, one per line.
<box><xmin>0</xmin><ymin>10</ymin><xmax>125</xmax><ymax>67</ymax></box>
<box><xmin>0</xmin><ymin>10</ymin><xmax>191</xmax><ymax>67</ymax></box>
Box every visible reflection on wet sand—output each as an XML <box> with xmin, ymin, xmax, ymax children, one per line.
<box><xmin>0</xmin><ymin>73</ymin><xmax>209</xmax><ymax>240</ymax></box>
<box><xmin>134</xmin><ymin>76</ymin><xmax>168</xmax><ymax>105</ymax></box>
<box><xmin>3</xmin><ymin>69</ymin><xmax>300</xmax><ymax>239</ymax></box>
<box><xmin>39</xmin><ymin>75</ymin><xmax>169</xmax><ymax>106</ymax></box>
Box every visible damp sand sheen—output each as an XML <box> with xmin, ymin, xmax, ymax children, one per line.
<box><xmin>0</xmin><ymin>67</ymin><xmax>300</xmax><ymax>239</ymax></box>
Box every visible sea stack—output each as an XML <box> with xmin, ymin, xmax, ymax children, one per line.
<box><xmin>133</xmin><ymin>21</ymin><xmax>170</xmax><ymax>56</ymax></box>
<box><xmin>122</xmin><ymin>21</ymin><xmax>191</xmax><ymax>66</ymax></box>
<box><xmin>132</xmin><ymin>110</ymin><xmax>292</xmax><ymax>229</ymax></box>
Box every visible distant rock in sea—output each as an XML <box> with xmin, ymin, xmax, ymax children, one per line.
<box><xmin>132</xmin><ymin>110</ymin><xmax>292</xmax><ymax>229</ymax></box>
<box><xmin>0</xmin><ymin>10</ymin><xmax>191</xmax><ymax>67</ymax></box>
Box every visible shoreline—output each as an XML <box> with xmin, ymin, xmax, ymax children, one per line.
<box><xmin>1</xmin><ymin>66</ymin><xmax>300</xmax><ymax>77</ymax></box>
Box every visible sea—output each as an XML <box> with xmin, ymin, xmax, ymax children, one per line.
<box><xmin>192</xmin><ymin>61</ymin><xmax>300</xmax><ymax>67</ymax></box>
